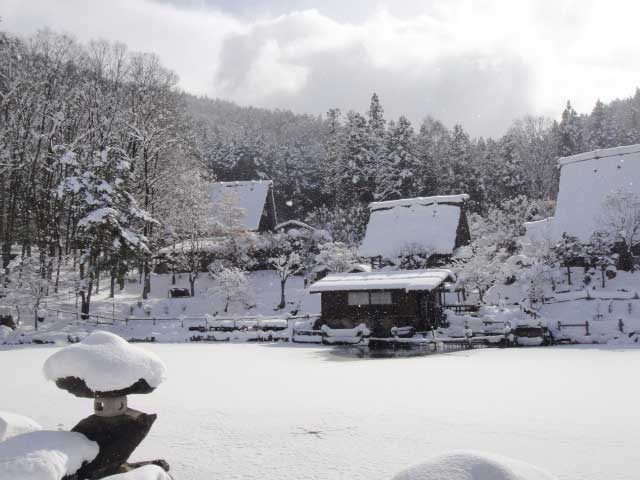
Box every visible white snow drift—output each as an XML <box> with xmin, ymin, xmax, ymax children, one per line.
<box><xmin>104</xmin><ymin>464</ymin><xmax>172</xmax><ymax>480</ymax></box>
<box><xmin>43</xmin><ymin>331</ymin><xmax>167</xmax><ymax>392</ymax></box>
<box><xmin>0</xmin><ymin>411</ymin><xmax>41</xmax><ymax>442</ymax></box>
<box><xmin>392</xmin><ymin>452</ymin><xmax>557</xmax><ymax>480</ymax></box>
<box><xmin>0</xmin><ymin>430</ymin><xmax>98</xmax><ymax>480</ymax></box>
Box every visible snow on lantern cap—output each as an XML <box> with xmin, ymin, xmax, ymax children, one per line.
<box><xmin>43</xmin><ymin>331</ymin><xmax>167</xmax><ymax>399</ymax></box>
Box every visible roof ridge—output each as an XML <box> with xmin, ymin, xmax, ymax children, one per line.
<box><xmin>558</xmin><ymin>143</ymin><xmax>640</xmax><ymax>168</ymax></box>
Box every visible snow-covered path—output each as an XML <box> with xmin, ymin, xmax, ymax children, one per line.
<box><xmin>2</xmin><ymin>344</ymin><xmax>639</xmax><ymax>480</ymax></box>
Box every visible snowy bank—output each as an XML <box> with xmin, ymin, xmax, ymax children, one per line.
<box><xmin>0</xmin><ymin>411</ymin><xmax>42</xmax><ymax>441</ymax></box>
<box><xmin>0</xmin><ymin>430</ymin><xmax>98</xmax><ymax>480</ymax></box>
<box><xmin>392</xmin><ymin>451</ymin><xmax>557</xmax><ymax>480</ymax></box>
<box><xmin>104</xmin><ymin>464</ymin><xmax>172</xmax><ymax>480</ymax></box>
<box><xmin>43</xmin><ymin>331</ymin><xmax>167</xmax><ymax>395</ymax></box>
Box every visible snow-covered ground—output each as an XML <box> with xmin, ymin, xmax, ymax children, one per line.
<box><xmin>41</xmin><ymin>270</ymin><xmax>319</xmax><ymax>320</ymax></box>
<box><xmin>2</xmin><ymin>343</ymin><xmax>639</xmax><ymax>480</ymax></box>
<box><xmin>2</xmin><ymin>271</ymin><xmax>320</xmax><ymax>345</ymax></box>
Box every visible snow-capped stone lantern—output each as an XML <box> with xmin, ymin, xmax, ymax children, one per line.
<box><xmin>43</xmin><ymin>331</ymin><xmax>169</xmax><ymax>478</ymax></box>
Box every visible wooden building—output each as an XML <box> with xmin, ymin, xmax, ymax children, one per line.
<box><xmin>359</xmin><ymin>194</ymin><xmax>471</xmax><ymax>267</ymax></box>
<box><xmin>309</xmin><ymin>269</ymin><xmax>455</xmax><ymax>336</ymax></box>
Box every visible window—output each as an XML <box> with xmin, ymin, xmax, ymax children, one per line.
<box><xmin>347</xmin><ymin>291</ymin><xmax>393</xmax><ymax>306</ymax></box>
<box><xmin>370</xmin><ymin>291</ymin><xmax>392</xmax><ymax>305</ymax></box>
<box><xmin>348</xmin><ymin>292</ymin><xmax>369</xmax><ymax>306</ymax></box>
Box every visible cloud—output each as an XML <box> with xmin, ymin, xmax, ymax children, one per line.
<box><xmin>3</xmin><ymin>0</ymin><xmax>640</xmax><ymax>137</ymax></box>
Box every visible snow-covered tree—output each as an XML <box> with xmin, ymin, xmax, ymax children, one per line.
<box><xmin>7</xmin><ymin>256</ymin><xmax>51</xmax><ymax>330</ymax></box>
<box><xmin>209</xmin><ymin>266</ymin><xmax>254</xmax><ymax>313</ymax></box>
<box><xmin>305</xmin><ymin>205</ymin><xmax>368</xmax><ymax>247</ymax></box>
<box><xmin>558</xmin><ymin>101</ymin><xmax>583</xmax><ymax>157</ymax></box>
<box><xmin>554</xmin><ymin>233</ymin><xmax>584</xmax><ymax>285</ymax></box>
<box><xmin>586</xmin><ymin>231</ymin><xmax>616</xmax><ymax>288</ymax></box>
<box><xmin>267</xmin><ymin>233</ymin><xmax>305</xmax><ymax>310</ymax></box>
<box><xmin>598</xmin><ymin>188</ymin><xmax>640</xmax><ymax>271</ymax></box>
<box><xmin>453</xmin><ymin>248</ymin><xmax>500</xmax><ymax>303</ymax></box>
<box><xmin>313</xmin><ymin>242</ymin><xmax>359</xmax><ymax>273</ymax></box>
<box><xmin>375</xmin><ymin>116</ymin><xmax>418</xmax><ymax>200</ymax></box>
<box><xmin>397</xmin><ymin>243</ymin><xmax>435</xmax><ymax>270</ymax></box>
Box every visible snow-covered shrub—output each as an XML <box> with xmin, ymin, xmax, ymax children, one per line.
<box><xmin>209</xmin><ymin>267</ymin><xmax>254</xmax><ymax>313</ymax></box>
<box><xmin>312</xmin><ymin>242</ymin><xmax>359</xmax><ymax>274</ymax></box>
<box><xmin>597</xmin><ymin>188</ymin><xmax>640</xmax><ymax>271</ymax></box>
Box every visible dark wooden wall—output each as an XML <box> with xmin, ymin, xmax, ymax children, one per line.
<box><xmin>320</xmin><ymin>290</ymin><xmax>439</xmax><ymax>336</ymax></box>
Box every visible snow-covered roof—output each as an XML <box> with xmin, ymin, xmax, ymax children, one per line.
<box><xmin>552</xmin><ymin>144</ymin><xmax>640</xmax><ymax>242</ymax></box>
<box><xmin>208</xmin><ymin>180</ymin><xmax>273</xmax><ymax>231</ymax></box>
<box><xmin>43</xmin><ymin>331</ymin><xmax>167</xmax><ymax>394</ymax></box>
<box><xmin>523</xmin><ymin>217</ymin><xmax>554</xmax><ymax>243</ymax></box>
<box><xmin>359</xmin><ymin>195</ymin><xmax>469</xmax><ymax>258</ymax></box>
<box><xmin>309</xmin><ymin>268</ymin><xmax>455</xmax><ymax>293</ymax></box>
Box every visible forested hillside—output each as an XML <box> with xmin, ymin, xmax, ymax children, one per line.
<box><xmin>2</xmin><ymin>28</ymin><xmax>640</xmax><ymax>311</ymax></box>
<box><xmin>187</xmin><ymin>79</ymin><xmax>640</xmax><ymax>232</ymax></box>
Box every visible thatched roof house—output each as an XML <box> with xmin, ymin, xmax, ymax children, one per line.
<box><xmin>525</xmin><ymin>144</ymin><xmax>640</xmax><ymax>247</ymax></box>
<box><xmin>207</xmin><ymin>180</ymin><xmax>277</xmax><ymax>232</ymax></box>
<box><xmin>359</xmin><ymin>194</ymin><xmax>471</xmax><ymax>264</ymax></box>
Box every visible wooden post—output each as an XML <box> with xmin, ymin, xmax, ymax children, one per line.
<box><xmin>585</xmin><ymin>321</ymin><xmax>590</xmax><ymax>336</ymax></box>
<box><xmin>557</xmin><ymin>321</ymin><xmax>561</xmax><ymax>331</ymax></box>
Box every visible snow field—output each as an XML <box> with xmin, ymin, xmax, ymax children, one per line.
<box><xmin>2</xmin><ymin>344</ymin><xmax>639</xmax><ymax>480</ymax></box>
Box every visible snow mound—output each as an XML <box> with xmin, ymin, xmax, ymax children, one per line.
<box><xmin>103</xmin><ymin>465</ymin><xmax>172</xmax><ymax>479</ymax></box>
<box><xmin>392</xmin><ymin>451</ymin><xmax>557</xmax><ymax>480</ymax></box>
<box><xmin>0</xmin><ymin>411</ymin><xmax>42</xmax><ymax>441</ymax></box>
<box><xmin>0</xmin><ymin>430</ymin><xmax>98</xmax><ymax>480</ymax></box>
<box><xmin>43</xmin><ymin>331</ymin><xmax>167</xmax><ymax>393</ymax></box>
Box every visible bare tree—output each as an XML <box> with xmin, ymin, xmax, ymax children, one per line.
<box><xmin>599</xmin><ymin>188</ymin><xmax>640</xmax><ymax>271</ymax></box>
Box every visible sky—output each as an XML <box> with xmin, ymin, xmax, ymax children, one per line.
<box><xmin>3</xmin><ymin>0</ymin><xmax>640</xmax><ymax>137</ymax></box>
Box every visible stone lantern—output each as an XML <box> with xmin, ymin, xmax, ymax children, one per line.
<box><xmin>43</xmin><ymin>331</ymin><xmax>169</xmax><ymax>479</ymax></box>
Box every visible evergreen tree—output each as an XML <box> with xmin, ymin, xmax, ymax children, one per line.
<box><xmin>367</xmin><ymin>92</ymin><xmax>386</xmax><ymax>138</ymax></box>
<box><xmin>415</xmin><ymin>117</ymin><xmax>450</xmax><ymax>196</ymax></box>
<box><xmin>554</xmin><ymin>233</ymin><xmax>584</xmax><ymax>285</ymax></box>
<box><xmin>446</xmin><ymin>125</ymin><xmax>485</xmax><ymax>213</ymax></box>
<box><xmin>375</xmin><ymin>116</ymin><xmax>418</xmax><ymax>200</ymax></box>
<box><xmin>337</xmin><ymin>111</ymin><xmax>375</xmax><ymax>204</ymax></box>
<box><xmin>587</xmin><ymin>99</ymin><xmax>619</xmax><ymax>149</ymax></box>
<box><xmin>558</xmin><ymin>101</ymin><xmax>583</xmax><ymax>157</ymax></box>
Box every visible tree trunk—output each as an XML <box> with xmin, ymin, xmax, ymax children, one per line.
<box><xmin>110</xmin><ymin>267</ymin><xmax>116</xmax><ymax>299</ymax></box>
<box><xmin>54</xmin><ymin>245</ymin><xmax>62</xmax><ymax>294</ymax></box>
<box><xmin>278</xmin><ymin>279</ymin><xmax>286</xmax><ymax>309</ymax></box>
<box><xmin>142</xmin><ymin>259</ymin><xmax>151</xmax><ymax>299</ymax></box>
<box><xmin>566</xmin><ymin>266</ymin><xmax>572</xmax><ymax>285</ymax></box>
<box><xmin>79</xmin><ymin>289</ymin><xmax>89</xmax><ymax>320</ymax></box>
<box><xmin>189</xmin><ymin>274</ymin><xmax>196</xmax><ymax>297</ymax></box>
<box><xmin>34</xmin><ymin>300</ymin><xmax>39</xmax><ymax>331</ymax></box>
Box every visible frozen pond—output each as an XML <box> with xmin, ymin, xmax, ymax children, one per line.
<box><xmin>2</xmin><ymin>343</ymin><xmax>639</xmax><ymax>480</ymax></box>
